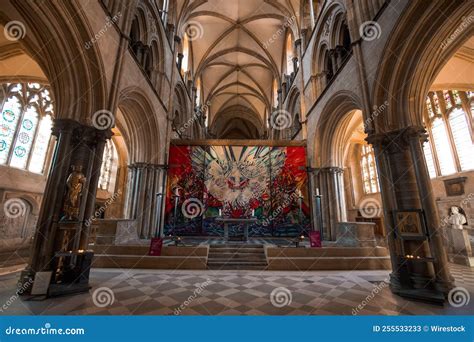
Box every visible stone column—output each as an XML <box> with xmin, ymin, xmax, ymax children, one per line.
<box><xmin>292</xmin><ymin>56</ymin><xmax>298</xmax><ymax>76</ymax></box>
<box><xmin>367</xmin><ymin>126</ymin><xmax>454</xmax><ymax>302</ymax></box>
<box><xmin>407</xmin><ymin>127</ymin><xmax>454</xmax><ymax>293</ymax></box>
<box><xmin>123</xmin><ymin>165</ymin><xmax>135</xmax><ymax>218</ymax></box>
<box><xmin>318</xmin><ymin>167</ymin><xmax>346</xmax><ymax>240</ymax></box>
<box><xmin>78</xmin><ymin>128</ymin><xmax>112</xmax><ymax>249</ymax></box>
<box><xmin>176</xmin><ymin>53</ymin><xmax>184</xmax><ymax>72</ymax></box>
<box><xmin>25</xmin><ymin>119</ymin><xmax>111</xmax><ymax>293</ymax></box>
<box><xmin>29</xmin><ymin>119</ymin><xmax>78</xmax><ymax>273</ymax></box>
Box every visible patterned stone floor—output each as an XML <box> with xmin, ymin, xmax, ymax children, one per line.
<box><xmin>0</xmin><ymin>263</ymin><xmax>472</xmax><ymax>315</ymax></box>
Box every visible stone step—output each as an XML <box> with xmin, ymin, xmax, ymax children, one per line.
<box><xmin>207</xmin><ymin>265</ymin><xmax>267</xmax><ymax>270</ymax></box>
<box><xmin>208</xmin><ymin>256</ymin><xmax>266</xmax><ymax>262</ymax></box>
<box><xmin>210</xmin><ymin>244</ymin><xmax>263</xmax><ymax>249</ymax></box>
<box><xmin>207</xmin><ymin>260</ymin><xmax>268</xmax><ymax>267</ymax></box>
<box><xmin>208</xmin><ymin>252</ymin><xmax>266</xmax><ymax>258</ymax></box>
<box><xmin>207</xmin><ymin>243</ymin><xmax>268</xmax><ymax>270</ymax></box>
<box><xmin>208</xmin><ymin>247</ymin><xmax>264</xmax><ymax>254</ymax></box>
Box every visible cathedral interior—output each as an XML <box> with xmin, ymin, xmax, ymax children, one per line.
<box><xmin>0</xmin><ymin>0</ymin><xmax>473</xmax><ymax>316</ymax></box>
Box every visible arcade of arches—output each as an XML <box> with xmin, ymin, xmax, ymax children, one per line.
<box><xmin>0</xmin><ymin>0</ymin><xmax>473</xmax><ymax>315</ymax></box>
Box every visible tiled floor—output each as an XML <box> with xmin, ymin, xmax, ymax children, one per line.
<box><xmin>0</xmin><ymin>263</ymin><xmax>472</xmax><ymax>315</ymax></box>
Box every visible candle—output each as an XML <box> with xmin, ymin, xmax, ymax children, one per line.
<box><xmin>316</xmin><ymin>188</ymin><xmax>320</xmax><ymax>196</ymax></box>
<box><xmin>252</xmin><ymin>209</ymin><xmax>255</xmax><ymax>217</ymax></box>
<box><xmin>219</xmin><ymin>208</ymin><xmax>222</xmax><ymax>216</ymax></box>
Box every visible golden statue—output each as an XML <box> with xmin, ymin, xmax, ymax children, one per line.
<box><xmin>63</xmin><ymin>165</ymin><xmax>86</xmax><ymax>220</ymax></box>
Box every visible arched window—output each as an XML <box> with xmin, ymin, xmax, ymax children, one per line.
<box><xmin>159</xmin><ymin>0</ymin><xmax>169</xmax><ymax>23</ymax></box>
<box><xmin>423</xmin><ymin>90</ymin><xmax>474</xmax><ymax>178</ymax></box>
<box><xmin>340</xmin><ymin>24</ymin><xmax>352</xmax><ymax>60</ymax></box>
<box><xmin>181</xmin><ymin>34</ymin><xmax>189</xmax><ymax>75</ymax></box>
<box><xmin>0</xmin><ymin>82</ymin><xmax>53</xmax><ymax>174</ymax></box>
<box><xmin>195</xmin><ymin>77</ymin><xmax>202</xmax><ymax>107</ymax></box>
<box><xmin>360</xmin><ymin>144</ymin><xmax>379</xmax><ymax>194</ymax></box>
<box><xmin>285</xmin><ymin>34</ymin><xmax>295</xmax><ymax>75</ymax></box>
<box><xmin>449</xmin><ymin>108</ymin><xmax>474</xmax><ymax>171</ymax></box>
<box><xmin>324</xmin><ymin>49</ymin><xmax>333</xmax><ymax>84</ymax></box>
<box><xmin>272</xmin><ymin>79</ymin><xmax>279</xmax><ymax>107</ymax></box>
<box><xmin>98</xmin><ymin>139</ymin><xmax>118</xmax><ymax>191</ymax></box>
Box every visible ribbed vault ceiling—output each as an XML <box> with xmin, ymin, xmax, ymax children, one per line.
<box><xmin>176</xmin><ymin>0</ymin><xmax>301</xmax><ymax>137</ymax></box>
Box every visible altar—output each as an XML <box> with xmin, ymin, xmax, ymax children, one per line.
<box><xmin>215</xmin><ymin>217</ymin><xmax>258</xmax><ymax>241</ymax></box>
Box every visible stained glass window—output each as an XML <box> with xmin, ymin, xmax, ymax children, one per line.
<box><xmin>443</xmin><ymin>90</ymin><xmax>452</xmax><ymax>110</ymax></box>
<box><xmin>0</xmin><ymin>82</ymin><xmax>53</xmax><ymax>173</ymax></box>
<box><xmin>432</xmin><ymin>92</ymin><xmax>441</xmax><ymax>115</ymax></box>
<box><xmin>452</xmin><ymin>90</ymin><xmax>462</xmax><ymax>105</ymax></box>
<box><xmin>360</xmin><ymin>144</ymin><xmax>380</xmax><ymax>194</ymax></box>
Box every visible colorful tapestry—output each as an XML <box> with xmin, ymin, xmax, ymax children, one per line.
<box><xmin>164</xmin><ymin>144</ymin><xmax>310</xmax><ymax>237</ymax></box>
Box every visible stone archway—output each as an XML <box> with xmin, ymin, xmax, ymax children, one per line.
<box><xmin>369</xmin><ymin>0</ymin><xmax>473</xmax><ymax>302</ymax></box>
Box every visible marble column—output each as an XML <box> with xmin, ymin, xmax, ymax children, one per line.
<box><xmin>367</xmin><ymin>126</ymin><xmax>454</xmax><ymax>302</ymax></box>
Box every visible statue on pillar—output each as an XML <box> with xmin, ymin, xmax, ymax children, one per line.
<box><xmin>448</xmin><ymin>206</ymin><xmax>466</xmax><ymax>230</ymax></box>
<box><xmin>63</xmin><ymin>165</ymin><xmax>86</xmax><ymax>221</ymax></box>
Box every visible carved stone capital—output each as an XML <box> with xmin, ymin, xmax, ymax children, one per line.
<box><xmin>366</xmin><ymin>126</ymin><xmax>427</xmax><ymax>154</ymax></box>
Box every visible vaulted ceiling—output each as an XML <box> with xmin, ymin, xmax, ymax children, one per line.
<box><xmin>175</xmin><ymin>0</ymin><xmax>302</xmax><ymax>138</ymax></box>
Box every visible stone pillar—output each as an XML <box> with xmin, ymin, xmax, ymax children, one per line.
<box><xmin>176</xmin><ymin>53</ymin><xmax>184</xmax><ymax>72</ymax></box>
<box><xmin>29</xmin><ymin>119</ymin><xmax>78</xmax><ymax>273</ymax></box>
<box><xmin>125</xmin><ymin>163</ymin><xmax>167</xmax><ymax>239</ymax></box>
<box><xmin>78</xmin><ymin>127</ymin><xmax>112</xmax><ymax>249</ymax></box>
<box><xmin>318</xmin><ymin>167</ymin><xmax>346</xmax><ymax>240</ymax></box>
<box><xmin>367</xmin><ymin>126</ymin><xmax>454</xmax><ymax>302</ymax></box>
<box><xmin>292</xmin><ymin>56</ymin><xmax>298</xmax><ymax>76</ymax></box>
<box><xmin>25</xmin><ymin>119</ymin><xmax>111</xmax><ymax>293</ymax></box>
<box><xmin>123</xmin><ymin>165</ymin><xmax>136</xmax><ymax>219</ymax></box>
<box><xmin>281</xmin><ymin>81</ymin><xmax>287</xmax><ymax>100</ymax></box>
